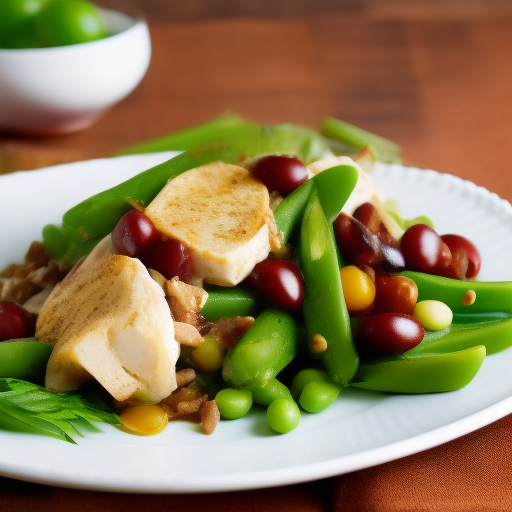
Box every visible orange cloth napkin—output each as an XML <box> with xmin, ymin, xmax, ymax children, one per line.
<box><xmin>334</xmin><ymin>415</ymin><xmax>512</xmax><ymax>512</ymax></box>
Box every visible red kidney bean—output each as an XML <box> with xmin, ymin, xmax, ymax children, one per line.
<box><xmin>333</xmin><ymin>213</ymin><xmax>404</xmax><ymax>271</ymax></box>
<box><xmin>139</xmin><ymin>238</ymin><xmax>195</xmax><ymax>283</ymax></box>
<box><xmin>112</xmin><ymin>210</ymin><xmax>159</xmax><ymax>257</ymax></box>
<box><xmin>441</xmin><ymin>234</ymin><xmax>481</xmax><ymax>280</ymax></box>
<box><xmin>353</xmin><ymin>202</ymin><xmax>398</xmax><ymax>248</ymax></box>
<box><xmin>358</xmin><ymin>312</ymin><xmax>425</xmax><ymax>353</ymax></box>
<box><xmin>372</xmin><ymin>275</ymin><xmax>418</xmax><ymax>316</ymax></box>
<box><xmin>246</xmin><ymin>259</ymin><xmax>304</xmax><ymax>311</ymax></box>
<box><xmin>334</xmin><ymin>213</ymin><xmax>383</xmax><ymax>268</ymax></box>
<box><xmin>400</xmin><ymin>224</ymin><xmax>451</xmax><ymax>274</ymax></box>
<box><xmin>0</xmin><ymin>301</ymin><xmax>35</xmax><ymax>342</ymax></box>
<box><xmin>252</xmin><ymin>155</ymin><xmax>308</xmax><ymax>194</ymax></box>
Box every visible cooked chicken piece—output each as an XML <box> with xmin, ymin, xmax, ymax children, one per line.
<box><xmin>145</xmin><ymin>161</ymin><xmax>280</xmax><ymax>286</ymax></box>
<box><xmin>36</xmin><ymin>236</ymin><xmax>179</xmax><ymax>404</ymax></box>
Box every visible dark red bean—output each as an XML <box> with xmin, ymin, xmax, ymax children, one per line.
<box><xmin>334</xmin><ymin>213</ymin><xmax>383</xmax><ymax>268</ymax></box>
<box><xmin>333</xmin><ymin>213</ymin><xmax>404</xmax><ymax>271</ymax></box>
<box><xmin>139</xmin><ymin>239</ymin><xmax>195</xmax><ymax>283</ymax></box>
<box><xmin>112</xmin><ymin>210</ymin><xmax>159</xmax><ymax>257</ymax></box>
<box><xmin>246</xmin><ymin>259</ymin><xmax>304</xmax><ymax>311</ymax></box>
<box><xmin>353</xmin><ymin>202</ymin><xmax>399</xmax><ymax>248</ymax></box>
<box><xmin>252</xmin><ymin>155</ymin><xmax>308</xmax><ymax>194</ymax></box>
<box><xmin>358</xmin><ymin>312</ymin><xmax>425</xmax><ymax>354</ymax></box>
<box><xmin>372</xmin><ymin>275</ymin><xmax>418</xmax><ymax>316</ymax></box>
<box><xmin>441</xmin><ymin>234</ymin><xmax>481</xmax><ymax>280</ymax></box>
<box><xmin>400</xmin><ymin>224</ymin><xmax>451</xmax><ymax>274</ymax></box>
<box><xmin>0</xmin><ymin>301</ymin><xmax>34</xmax><ymax>342</ymax></box>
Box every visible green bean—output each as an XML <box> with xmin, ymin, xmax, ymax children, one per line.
<box><xmin>215</xmin><ymin>388</ymin><xmax>253</xmax><ymax>420</ymax></box>
<box><xmin>201</xmin><ymin>285</ymin><xmax>258</xmax><ymax>322</ymax></box>
<box><xmin>267</xmin><ymin>398</ymin><xmax>300</xmax><ymax>434</ymax></box>
<box><xmin>222</xmin><ymin>308</ymin><xmax>304</xmax><ymax>389</ymax></box>
<box><xmin>352</xmin><ymin>345</ymin><xmax>486</xmax><ymax>393</ymax></box>
<box><xmin>321</xmin><ymin>116</ymin><xmax>402</xmax><ymax>164</ymax></box>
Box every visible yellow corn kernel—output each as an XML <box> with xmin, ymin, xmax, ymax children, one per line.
<box><xmin>190</xmin><ymin>335</ymin><xmax>225</xmax><ymax>372</ymax></box>
<box><xmin>413</xmin><ymin>300</ymin><xmax>453</xmax><ymax>331</ymax></box>
<box><xmin>120</xmin><ymin>405</ymin><xmax>168</xmax><ymax>435</ymax></box>
<box><xmin>339</xmin><ymin>265</ymin><xmax>376</xmax><ymax>312</ymax></box>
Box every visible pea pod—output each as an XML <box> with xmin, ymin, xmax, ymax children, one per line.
<box><xmin>115</xmin><ymin>114</ymin><xmax>334</xmax><ymax>164</ymax></box>
<box><xmin>321</xmin><ymin>116</ymin><xmax>402</xmax><ymax>164</ymax></box>
<box><xmin>201</xmin><ymin>285</ymin><xmax>258</xmax><ymax>322</ymax></box>
<box><xmin>352</xmin><ymin>345</ymin><xmax>486</xmax><ymax>393</ymax></box>
<box><xmin>401</xmin><ymin>271</ymin><xmax>512</xmax><ymax>315</ymax></box>
<box><xmin>274</xmin><ymin>164</ymin><xmax>360</xmax><ymax>245</ymax></box>
<box><xmin>300</xmin><ymin>189</ymin><xmax>359</xmax><ymax>386</ymax></box>
<box><xmin>0</xmin><ymin>339</ymin><xmax>52</xmax><ymax>382</ymax></box>
<box><xmin>408</xmin><ymin>316</ymin><xmax>512</xmax><ymax>356</ymax></box>
<box><xmin>222</xmin><ymin>308</ymin><xmax>304</xmax><ymax>389</ymax></box>
<box><xmin>250</xmin><ymin>378</ymin><xmax>292</xmax><ymax>406</ymax></box>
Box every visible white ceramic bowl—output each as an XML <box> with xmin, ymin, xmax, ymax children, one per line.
<box><xmin>0</xmin><ymin>8</ymin><xmax>151</xmax><ymax>135</ymax></box>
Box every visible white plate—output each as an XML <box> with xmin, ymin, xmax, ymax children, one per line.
<box><xmin>1</xmin><ymin>154</ymin><xmax>512</xmax><ymax>493</ymax></box>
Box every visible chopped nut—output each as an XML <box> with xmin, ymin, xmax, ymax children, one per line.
<box><xmin>208</xmin><ymin>316</ymin><xmax>255</xmax><ymax>350</ymax></box>
<box><xmin>176</xmin><ymin>368</ymin><xmax>196</xmax><ymax>388</ymax></box>
<box><xmin>311</xmin><ymin>333</ymin><xmax>328</xmax><ymax>353</ymax></box>
<box><xmin>166</xmin><ymin>277</ymin><xmax>209</xmax><ymax>329</ymax></box>
<box><xmin>174</xmin><ymin>321</ymin><xmax>204</xmax><ymax>347</ymax></box>
<box><xmin>462</xmin><ymin>290</ymin><xmax>476</xmax><ymax>306</ymax></box>
<box><xmin>200</xmin><ymin>400</ymin><xmax>220</xmax><ymax>435</ymax></box>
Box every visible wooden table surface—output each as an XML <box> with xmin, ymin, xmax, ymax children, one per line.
<box><xmin>1</xmin><ymin>1</ymin><xmax>512</xmax><ymax>510</ymax></box>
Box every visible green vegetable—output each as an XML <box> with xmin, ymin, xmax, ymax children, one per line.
<box><xmin>300</xmin><ymin>190</ymin><xmax>359</xmax><ymax>386</ymax></box>
<box><xmin>274</xmin><ymin>164</ymin><xmax>360</xmax><ymax>246</ymax></box>
<box><xmin>201</xmin><ymin>285</ymin><xmax>258</xmax><ymax>322</ymax></box>
<box><xmin>352</xmin><ymin>345</ymin><xmax>486</xmax><ymax>393</ymax></box>
<box><xmin>0</xmin><ymin>339</ymin><xmax>52</xmax><ymax>382</ymax></box>
<box><xmin>0</xmin><ymin>378</ymin><xmax>120</xmax><ymax>443</ymax></box>
<box><xmin>291</xmin><ymin>368</ymin><xmax>330</xmax><ymax>398</ymax></box>
<box><xmin>274</xmin><ymin>180</ymin><xmax>314</xmax><ymax>245</ymax></box>
<box><xmin>35</xmin><ymin>0</ymin><xmax>107</xmax><ymax>47</ymax></box>
<box><xmin>407</xmin><ymin>316</ymin><xmax>512</xmax><ymax>356</ymax></box>
<box><xmin>401</xmin><ymin>271</ymin><xmax>512</xmax><ymax>315</ymax></box>
<box><xmin>215</xmin><ymin>388</ymin><xmax>253</xmax><ymax>420</ymax></box>
<box><xmin>250</xmin><ymin>378</ymin><xmax>292</xmax><ymax>406</ymax></box>
<box><xmin>222</xmin><ymin>308</ymin><xmax>304</xmax><ymax>389</ymax></box>
<box><xmin>0</xmin><ymin>0</ymin><xmax>47</xmax><ymax>49</ymax></box>
<box><xmin>321</xmin><ymin>116</ymin><xmax>402</xmax><ymax>164</ymax></box>
<box><xmin>115</xmin><ymin>114</ymin><xmax>334</xmax><ymax>164</ymax></box>
<box><xmin>299</xmin><ymin>380</ymin><xmax>342</xmax><ymax>413</ymax></box>
<box><xmin>267</xmin><ymin>397</ymin><xmax>300</xmax><ymax>434</ymax></box>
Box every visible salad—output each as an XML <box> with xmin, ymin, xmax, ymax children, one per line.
<box><xmin>1</xmin><ymin>115</ymin><xmax>512</xmax><ymax>442</ymax></box>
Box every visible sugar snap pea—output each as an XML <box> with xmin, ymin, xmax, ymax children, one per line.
<box><xmin>401</xmin><ymin>271</ymin><xmax>512</xmax><ymax>315</ymax></box>
<box><xmin>300</xmin><ymin>189</ymin><xmax>359</xmax><ymax>386</ymax></box>
<box><xmin>222</xmin><ymin>308</ymin><xmax>304</xmax><ymax>389</ymax></box>
<box><xmin>201</xmin><ymin>285</ymin><xmax>258</xmax><ymax>322</ymax></box>
<box><xmin>407</xmin><ymin>316</ymin><xmax>512</xmax><ymax>356</ymax></box>
<box><xmin>352</xmin><ymin>345</ymin><xmax>486</xmax><ymax>393</ymax></box>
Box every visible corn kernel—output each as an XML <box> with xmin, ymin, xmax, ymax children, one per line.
<box><xmin>413</xmin><ymin>300</ymin><xmax>453</xmax><ymax>331</ymax></box>
<box><xmin>191</xmin><ymin>335</ymin><xmax>225</xmax><ymax>372</ymax></box>
<box><xmin>339</xmin><ymin>265</ymin><xmax>376</xmax><ymax>312</ymax></box>
<box><xmin>120</xmin><ymin>405</ymin><xmax>168</xmax><ymax>435</ymax></box>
